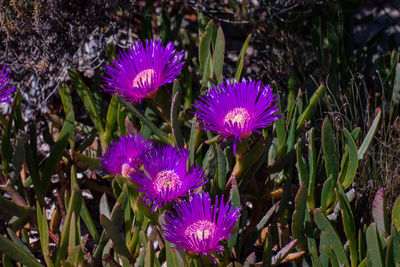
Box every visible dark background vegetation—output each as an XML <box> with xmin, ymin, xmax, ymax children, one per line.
<box><xmin>1</xmin><ymin>0</ymin><xmax>399</xmax><ymax>253</ymax></box>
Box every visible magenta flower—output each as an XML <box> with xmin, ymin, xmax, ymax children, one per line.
<box><xmin>193</xmin><ymin>80</ymin><xmax>280</xmax><ymax>152</ymax></box>
<box><xmin>100</xmin><ymin>134</ymin><xmax>152</xmax><ymax>177</ymax></box>
<box><xmin>130</xmin><ymin>145</ymin><xmax>206</xmax><ymax>211</ymax></box>
<box><xmin>103</xmin><ymin>39</ymin><xmax>184</xmax><ymax>103</ymax></box>
<box><xmin>0</xmin><ymin>65</ymin><xmax>15</xmax><ymax>103</ymax></box>
<box><xmin>161</xmin><ymin>192</ymin><xmax>241</xmax><ymax>261</ymax></box>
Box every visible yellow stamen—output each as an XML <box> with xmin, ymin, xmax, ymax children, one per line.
<box><xmin>224</xmin><ymin>107</ymin><xmax>251</xmax><ymax>128</ymax></box>
<box><xmin>185</xmin><ymin>220</ymin><xmax>216</xmax><ymax>241</ymax></box>
<box><xmin>154</xmin><ymin>170</ymin><xmax>182</xmax><ymax>193</ymax></box>
<box><xmin>132</xmin><ymin>69</ymin><xmax>155</xmax><ymax>88</ymax></box>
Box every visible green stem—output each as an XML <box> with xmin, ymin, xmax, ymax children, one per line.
<box><xmin>148</xmin><ymin>86</ymin><xmax>171</xmax><ymax>123</ymax></box>
<box><xmin>232</xmin><ymin>140</ymin><xmax>248</xmax><ymax>183</ymax></box>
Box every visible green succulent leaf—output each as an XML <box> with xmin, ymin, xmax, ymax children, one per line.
<box><xmin>228</xmin><ymin>184</ymin><xmax>241</xmax><ymax>249</ymax></box>
<box><xmin>322</xmin><ymin>117</ymin><xmax>338</xmax><ymax>182</ymax></box>
<box><xmin>296</xmin><ymin>140</ymin><xmax>309</xmax><ymax>185</ymax></box>
<box><xmin>391</xmin><ymin>225</ymin><xmax>400</xmax><ymax>265</ymax></box>
<box><xmin>213</xmin><ymin>26</ymin><xmax>225</xmax><ymax>84</ymax></box>
<box><xmin>340</xmin><ymin>128</ymin><xmax>358</xmax><ymax>190</ymax></box>
<box><xmin>296</xmin><ymin>84</ymin><xmax>326</xmax><ymax>131</ymax></box>
<box><xmin>117</xmin><ymin>95</ymin><xmax>170</xmax><ymax>144</ymax></box>
<box><xmin>68</xmin><ymin>68</ymin><xmax>105</xmax><ymax>146</ymax></box>
<box><xmin>171</xmin><ymin>83</ymin><xmax>184</xmax><ymax>147</ymax></box>
<box><xmin>321</xmin><ymin>176</ymin><xmax>335</xmax><ymax>214</ymax></box>
<box><xmin>291</xmin><ymin>182</ymin><xmax>307</xmax><ymax>251</ymax></box>
<box><xmin>336</xmin><ymin>185</ymin><xmax>357</xmax><ymax>267</ymax></box>
<box><xmin>358</xmin><ymin>111</ymin><xmax>381</xmax><ymax>160</ymax></box>
<box><xmin>39</xmin><ymin>112</ymin><xmax>74</xmax><ymax>202</ymax></box>
<box><xmin>36</xmin><ymin>201</ymin><xmax>53</xmax><ymax>267</ymax></box>
<box><xmin>314</xmin><ymin>208</ymin><xmax>350</xmax><ymax>267</ymax></box>
<box><xmin>392</xmin><ymin>63</ymin><xmax>400</xmax><ymax>105</ymax></box>
<box><xmin>1</xmin><ymin>93</ymin><xmax>18</xmax><ymax>176</ymax></box>
<box><xmin>372</xmin><ymin>188</ymin><xmax>389</xmax><ymax>234</ymax></box>
<box><xmin>392</xmin><ymin>195</ymin><xmax>400</xmax><ymax>232</ymax></box>
<box><xmin>0</xmin><ymin>234</ymin><xmax>44</xmax><ymax>267</ymax></box>
<box><xmin>100</xmin><ymin>214</ymin><xmax>132</xmax><ymax>259</ymax></box>
<box><xmin>55</xmin><ymin>187</ymin><xmax>82</xmax><ymax>265</ymax></box>
<box><xmin>262</xmin><ymin>231</ymin><xmax>272</xmax><ymax>267</ymax></box>
<box><xmin>104</xmin><ymin>95</ymin><xmax>119</xmax><ymax>145</ymax></box>
<box><xmin>216</xmin><ymin>144</ymin><xmax>227</xmax><ymax>192</ymax></box>
<box><xmin>235</xmin><ymin>34</ymin><xmax>251</xmax><ymax>81</ymax></box>
<box><xmin>366</xmin><ymin>223</ymin><xmax>384</xmax><ymax>267</ymax></box>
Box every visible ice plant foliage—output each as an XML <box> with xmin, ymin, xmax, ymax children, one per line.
<box><xmin>194</xmin><ymin>80</ymin><xmax>281</xmax><ymax>152</ymax></box>
<box><xmin>103</xmin><ymin>39</ymin><xmax>184</xmax><ymax>103</ymax></box>
<box><xmin>130</xmin><ymin>145</ymin><xmax>206</xmax><ymax>211</ymax></box>
<box><xmin>100</xmin><ymin>134</ymin><xmax>152</xmax><ymax>177</ymax></box>
<box><xmin>161</xmin><ymin>192</ymin><xmax>241</xmax><ymax>261</ymax></box>
<box><xmin>0</xmin><ymin>65</ymin><xmax>15</xmax><ymax>103</ymax></box>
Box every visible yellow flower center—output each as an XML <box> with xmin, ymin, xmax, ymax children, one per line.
<box><xmin>154</xmin><ymin>170</ymin><xmax>182</xmax><ymax>193</ymax></box>
<box><xmin>185</xmin><ymin>220</ymin><xmax>216</xmax><ymax>241</ymax></box>
<box><xmin>132</xmin><ymin>69</ymin><xmax>155</xmax><ymax>88</ymax></box>
<box><xmin>224</xmin><ymin>107</ymin><xmax>251</xmax><ymax>127</ymax></box>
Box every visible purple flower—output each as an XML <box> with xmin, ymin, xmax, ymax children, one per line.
<box><xmin>193</xmin><ymin>80</ymin><xmax>280</xmax><ymax>152</ymax></box>
<box><xmin>100</xmin><ymin>134</ymin><xmax>152</xmax><ymax>177</ymax></box>
<box><xmin>130</xmin><ymin>145</ymin><xmax>206</xmax><ymax>211</ymax></box>
<box><xmin>161</xmin><ymin>192</ymin><xmax>241</xmax><ymax>260</ymax></box>
<box><xmin>103</xmin><ymin>39</ymin><xmax>184</xmax><ymax>103</ymax></box>
<box><xmin>0</xmin><ymin>65</ymin><xmax>15</xmax><ymax>103</ymax></box>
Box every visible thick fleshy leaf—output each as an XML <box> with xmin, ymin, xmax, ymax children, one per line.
<box><xmin>228</xmin><ymin>183</ymin><xmax>241</xmax><ymax>249</ymax></box>
<box><xmin>391</xmin><ymin>225</ymin><xmax>400</xmax><ymax>264</ymax></box>
<box><xmin>296</xmin><ymin>84</ymin><xmax>326</xmax><ymax>131</ymax></box>
<box><xmin>11</xmin><ymin>132</ymin><xmax>28</xmax><ymax>182</ymax></box>
<box><xmin>0</xmin><ymin>194</ymin><xmax>32</xmax><ymax>220</ymax></box>
<box><xmin>188</xmin><ymin>118</ymin><xmax>198</xmax><ymax>165</ymax></box>
<box><xmin>213</xmin><ymin>26</ymin><xmax>225</xmax><ymax>84</ymax></box>
<box><xmin>59</xmin><ymin>83</ymin><xmax>75</xmax><ymax>121</ymax></box>
<box><xmin>144</xmin><ymin>240</ymin><xmax>155</xmax><ymax>267</ymax></box>
<box><xmin>39</xmin><ymin>112</ymin><xmax>74</xmax><ymax>201</ymax></box>
<box><xmin>321</xmin><ymin>176</ymin><xmax>334</xmax><ymax>214</ymax></box>
<box><xmin>336</xmin><ymin>185</ymin><xmax>357</xmax><ymax>267</ymax></box>
<box><xmin>235</xmin><ymin>34</ymin><xmax>251</xmax><ymax>81</ymax></box>
<box><xmin>322</xmin><ymin>246</ymin><xmax>339</xmax><ymax>267</ymax></box>
<box><xmin>392</xmin><ymin>63</ymin><xmax>400</xmax><ymax>105</ymax></box>
<box><xmin>92</xmin><ymin>202</ymin><xmax>124</xmax><ymax>266</ymax></box>
<box><xmin>271</xmin><ymin>240</ymin><xmax>298</xmax><ymax>266</ymax></box>
<box><xmin>307</xmin><ymin>128</ymin><xmax>317</xmax><ymax>209</ymax></box>
<box><xmin>391</xmin><ymin>195</ymin><xmax>400</xmax><ymax>232</ymax></box>
<box><xmin>322</xmin><ymin>117</ymin><xmax>338</xmax><ymax>182</ymax></box>
<box><xmin>171</xmin><ymin>84</ymin><xmax>184</xmax><ymax>147</ymax></box>
<box><xmin>165</xmin><ymin>241</ymin><xmax>180</xmax><ymax>267</ymax></box>
<box><xmin>296</xmin><ymin>140</ymin><xmax>309</xmax><ymax>185</ymax></box>
<box><xmin>116</xmin><ymin>95</ymin><xmax>170</xmax><ymax>144</ymax></box>
<box><xmin>100</xmin><ymin>214</ymin><xmax>131</xmax><ymax>259</ymax></box>
<box><xmin>372</xmin><ymin>188</ymin><xmax>388</xmax><ymax>234</ymax></box>
<box><xmin>0</xmin><ymin>234</ymin><xmax>43</xmax><ymax>267</ymax></box>
<box><xmin>36</xmin><ymin>201</ymin><xmax>53</xmax><ymax>267</ymax></box>
<box><xmin>55</xmin><ymin>188</ymin><xmax>82</xmax><ymax>265</ymax></box>
<box><xmin>291</xmin><ymin>183</ymin><xmax>307</xmax><ymax>250</ymax></box>
<box><xmin>216</xmin><ymin>144</ymin><xmax>227</xmax><ymax>191</ymax></box>
<box><xmin>340</xmin><ymin>128</ymin><xmax>358</xmax><ymax>189</ymax></box>
<box><xmin>104</xmin><ymin>95</ymin><xmax>119</xmax><ymax>145</ymax></box>
<box><xmin>1</xmin><ymin>93</ymin><xmax>18</xmax><ymax>176</ymax></box>
<box><xmin>68</xmin><ymin>68</ymin><xmax>105</xmax><ymax>146</ymax></box>
<box><xmin>262</xmin><ymin>232</ymin><xmax>272</xmax><ymax>267</ymax></box>
<box><xmin>358</xmin><ymin>111</ymin><xmax>381</xmax><ymax>160</ymax></box>
<box><xmin>366</xmin><ymin>223</ymin><xmax>384</xmax><ymax>267</ymax></box>
<box><xmin>314</xmin><ymin>208</ymin><xmax>350</xmax><ymax>267</ymax></box>
<box><xmin>199</xmin><ymin>21</ymin><xmax>213</xmax><ymax>75</ymax></box>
